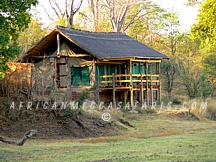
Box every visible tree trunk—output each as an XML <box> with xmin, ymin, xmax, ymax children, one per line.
<box><xmin>0</xmin><ymin>129</ymin><xmax>37</xmax><ymax>146</ymax></box>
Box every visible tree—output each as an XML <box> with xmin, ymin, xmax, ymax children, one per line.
<box><xmin>104</xmin><ymin>0</ymin><xmax>132</xmax><ymax>32</ymax></box>
<box><xmin>159</xmin><ymin>12</ymin><xmax>182</xmax><ymax>98</ymax></box>
<box><xmin>177</xmin><ymin>35</ymin><xmax>207</xmax><ymax>98</ymax></box>
<box><xmin>18</xmin><ymin>17</ymin><xmax>48</xmax><ymax>59</ymax></box>
<box><xmin>43</xmin><ymin>0</ymin><xmax>84</xmax><ymax>27</ymax></box>
<box><xmin>0</xmin><ymin>129</ymin><xmax>37</xmax><ymax>146</ymax></box>
<box><xmin>190</xmin><ymin>0</ymin><xmax>216</xmax><ymax>96</ymax></box>
<box><xmin>88</xmin><ymin>0</ymin><xmax>100</xmax><ymax>31</ymax></box>
<box><xmin>202</xmin><ymin>48</ymin><xmax>216</xmax><ymax>85</ymax></box>
<box><xmin>0</xmin><ymin>0</ymin><xmax>38</xmax><ymax>78</ymax></box>
<box><xmin>190</xmin><ymin>0</ymin><xmax>216</xmax><ymax>48</ymax></box>
<box><xmin>179</xmin><ymin>63</ymin><xmax>213</xmax><ymax>99</ymax></box>
<box><xmin>186</xmin><ymin>0</ymin><xmax>202</xmax><ymax>6</ymax></box>
<box><xmin>161</xmin><ymin>57</ymin><xmax>178</xmax><ymax>98</ymax></box>
<box><xmin>126</xmin><ymin>1</ymin><xmax>164</xmax><ymax>41</ymax></box>
<box><xmin>103</xmin><ymin>0</ymin><xmax>163</xmax><ymax>33</ymax></box>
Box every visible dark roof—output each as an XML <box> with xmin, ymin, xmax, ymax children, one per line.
<box><xmin>22</xmin><ymin>26</ymin><xmax>168</xmax><ymax>62</ymax></box>
<box><xmin>57</xmin><ymin>26</ymin><xmax>168</xmax><ymax>59</ymax></box>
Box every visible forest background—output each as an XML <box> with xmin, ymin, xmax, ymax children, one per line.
<box><xmin>1</xmin><ymin>0</ymin><xmax>216</xmax><ymax>103</ymax></box>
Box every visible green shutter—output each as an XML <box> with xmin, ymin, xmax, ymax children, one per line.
<box><xmin>71</xmin><ymin>66</ymin><xmax>90</xmax><ymax>86</ymax></box>
<box><xmin>148</xmin><ymin>65</ymin><xmax>151</xmax><ymax>74</ymax></box>
<box><xmin>96</xmin><ymin>65</ymin><xmax>104</xmax><ymax>82</ymax></box>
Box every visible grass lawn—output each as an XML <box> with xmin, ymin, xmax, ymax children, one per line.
<box><xmin>1</xmin><ymin>112</ymin><xmax>216</xmax><ymax>162</ymax></box>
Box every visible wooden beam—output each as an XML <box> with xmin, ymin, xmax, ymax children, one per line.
<box><xmin>30</xmin><ymin>54</ymin><xmax>90</xmax><ymax>58</ymax></box>
<box><xmin>96</xmin><ymin>61</ymin><xmax>125</xmax><ymax>64</ymax></box>
<box><xmin>57</xmin><ymin>33</ymin><xmax>60</xmax><ymax>56</ymax></box>
<box><xmin>131</xmin><ymin>59</ymin><xmax>162</xmax><ymax>63</ymax></box>
<box><xmin>30</xmin><ymin>56</ymin><xmax>57</xmax><ymax>58</ymax></box>
<box><xmin>99</xmin><ymin>80</ymin><xmax>160</xmax><ymax>84</ymax></box>
<box><xmin>68</xmin><ymin>54</ymin><xmax>91</xmax><ymax>57</ymax></box>
<box><xmin>102</xmin><ymin>57</ymin><xmax>135</xmax><ymax>61</ymax></box>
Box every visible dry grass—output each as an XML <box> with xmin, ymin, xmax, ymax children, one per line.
<box><xmin>186</xmin><ymin>99</ymin><xmax>216</xmax><ymax>120</ymax></box>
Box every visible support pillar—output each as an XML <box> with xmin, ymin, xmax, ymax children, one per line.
<box><xmin>129</xmin><ymin>60</ymin><xmax>134</xmax><ymax>108</ymax></box>
<box><xmin>130</xmin><ymin>88</ymin><xmax>134</xmax><ymax>108</ymax></box>
<box><xmin>140</xmin><ymin>73</ymin><xmax>143</xmax><ymax>105</ymax></box>
<box><xmin>112</xmin><ymin>73</ymin><xmax>116</xmax><ymax>108</ymax></box>
<box><xmin>146</xmin><ymin>62</ymin><xmax>149</xmax><ymax>105</ymax></box>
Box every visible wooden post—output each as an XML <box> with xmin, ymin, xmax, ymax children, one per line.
<box><xmin>155</xmin><ymin>62</ymin><xmax>159</xmax><ymax>101</ymax></box>
<box><xmin>150</xmin><ymin>63</ymin><xmax>153</xmax><ymax>105</ymax></box>
<box><xmin>104</xmin><ymin>65</ymin><xmax>107</xmax><ymax>86</ymax></box>
<box><xmin>129</xmin><ymin>60</ymin><xmax>134</xmax><ymax>108</ymax></box>
<box><xmin>140</xmin><ymin>73</ymin><xmax>143</xmax><ymax>105</ymax></box>
<box><xmin>158</xmin><ymin>62</ymin><xmax>161</xmax><ymax>103</ymax></box>
<box><xmin>130</xmin><ymin>89</ymin><xmax>134</xmax><ymax>108</ymax></box>
<box><xmin>96</xmin><ymin>65</ymin><xmax>100</xmax><ymax>103</ymax></box>
<box><xmin>57</xmin><ymin>33</ymin><xmax>60</xmax><ymax>57</ymax></box>
<box><xmin>54</xmin><ymin>57</ymin><xmax>57</xmax><ymax>87</ymax></box>
<box><xmin>146</xmin><ymin>62</ymin><xmax>149</xmax><ymax>105</ymax></box>
<box><xmin>112</xmin><ymin>73</ymin><xmax>116</xmax><ymax>108</ymax></box>
<box><xmin>124</xmin><ymin>91</ymin><xmax>127</xmax><ymax>104</ymax></box>
<box><xmin>119</xmin><ymin>65</ymin><xmax>121</xmax><ymax>86</ymax></box>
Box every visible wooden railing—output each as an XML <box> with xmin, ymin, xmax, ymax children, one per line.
<box><xmin>98</xmin><ymin>73</ymin><xmax>160</xmax><ymax>89</ymax></box>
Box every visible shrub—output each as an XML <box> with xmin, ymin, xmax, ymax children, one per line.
<box><xmin>64</xmin><ymin>107</ymin><xmax>73</xmax><ymax>119</ymax></box>
<box><xmin>206</xmin><ymin>102</ymin><xmax>216</xmax><ymax>120</ymax></box>
<box><xmin>172</xmin><ymin>98</ymin><xmax>182</xmax><ymax>105</ymax></box>
<box><xmin>136</xmin><ymin>108</ymin><xmax>155</xmax><ymax>114</ymax></box>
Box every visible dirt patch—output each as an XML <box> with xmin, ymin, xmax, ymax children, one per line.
<box><xmin>0</xmin><ymin>109</ymin><xmax>117</xmax><ymax>140</ymax></box>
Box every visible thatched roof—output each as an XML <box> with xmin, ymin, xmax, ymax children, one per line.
<box><xmin>22</xmin><ymin>26</ymin><xmax>168</xmax><ymax>62</ymax></box>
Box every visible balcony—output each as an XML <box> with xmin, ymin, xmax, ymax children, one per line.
<box><xmin>98</xmin><ymin>73</ymin><xmax>160</xmax><ymax>91</ymax></box>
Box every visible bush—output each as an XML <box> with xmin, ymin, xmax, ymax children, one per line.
<box><xmin>206</xmin><ymin>102</ymin><xmax>216</xmax><ymax>120</ymax></box>
<box><xmin>172</xmin><ymin>98</ymin><xmax>182</xmax><ymax>105</ymax></box>
<box><xmin>137</xmin><ymin>108</ymin><xmax>155</xmax><ymax>114</ymax></box>
<box><xmin>64</xmin><ymin>107</ymin><xmax>73</xmax><ymax>119</ymax></box>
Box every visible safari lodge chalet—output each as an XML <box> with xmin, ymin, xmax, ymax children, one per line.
<box><xmin>21</xmin><ymin>26</ymin><xmax>168</xmax><ymax>107</ymax></box>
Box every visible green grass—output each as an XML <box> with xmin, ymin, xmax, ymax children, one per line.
<box><xmin>1</xmin><ymin>113</ymin><xmax>216</xmax><ymax>162</ymax></box>
<box><xmin>1</xmin><ymin>131</ymin><xmax>216</xmax><ymax>162</ymax></box>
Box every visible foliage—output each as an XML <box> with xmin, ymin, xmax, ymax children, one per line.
<box><xmin>186</xmin><ymin>0</ymin><xmax>202</xmax><ymax>6</ymax></box>
<box><xmin>191</xmin><ymin>0</ymin><xmax>216</xmax><ymax>48</ymax></box>
<box><xmin>18</xmin><ymin>17</ymin><xmax>48</xmax><ymax>59</ymax></box>
<box><xmin>137</xmin><ymin>108</ymin><xmax>155</xmax><ymax>114</ymax></box>
<box><xmin>76</xmin><ymin>89</ymin><xmax>90</xmax><ymax>107</ymax></box>
<box><xmin>126</xmin><ymin>1</ymin><xmax>165</xmax><ymax>43</ymax></box>
<box><xmin>64</xmin><ymin>107</ymin><xmax>74</xmax><ymax>119</ymax></box>
<box><xmin>178</xmin><ymin>60</ymin><xmax>213</xmax><ymax>99</ymax></box>
<box><xmin>161</xmin><ymin>57</ymin><xmax>179</xmax><ymax>98</ymax></box>
<box><xmin>0</xmin><ymin>0</ymin><xmax>38</xmax><ymax>78</ymax></box>
<box><xmin>76</xmin><ymin>84</ymin><xmax>97</xmax><ymax>107</ymax></box>
<box><xmin>172</xmin><ymin>97</ymin><xmax>182</xmax><ymax>105</ymax></box>
<box><xmin>154</xmin><ymin>12</ymin><xmax>182</xmax><ymax>97</ymax></box>
<box><xmin>202</xmin><ymin>48</ymin><xmax>216</xmax><ymax>85</ymax></box>
<box><xmin>176</xmin><ymin>33</ymin><xmax>213</xmax><ymax>99</ymax></box>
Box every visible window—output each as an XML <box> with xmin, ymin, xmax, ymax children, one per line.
<box><xmin>71</xmin><ymin>66</ymin><xmax>90</xmax><ymax>86</ymax></box>
<box><xmin>56</xmin><ymin>63</ymin><xmax>67</xmax><ymax>88</ymax></box>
